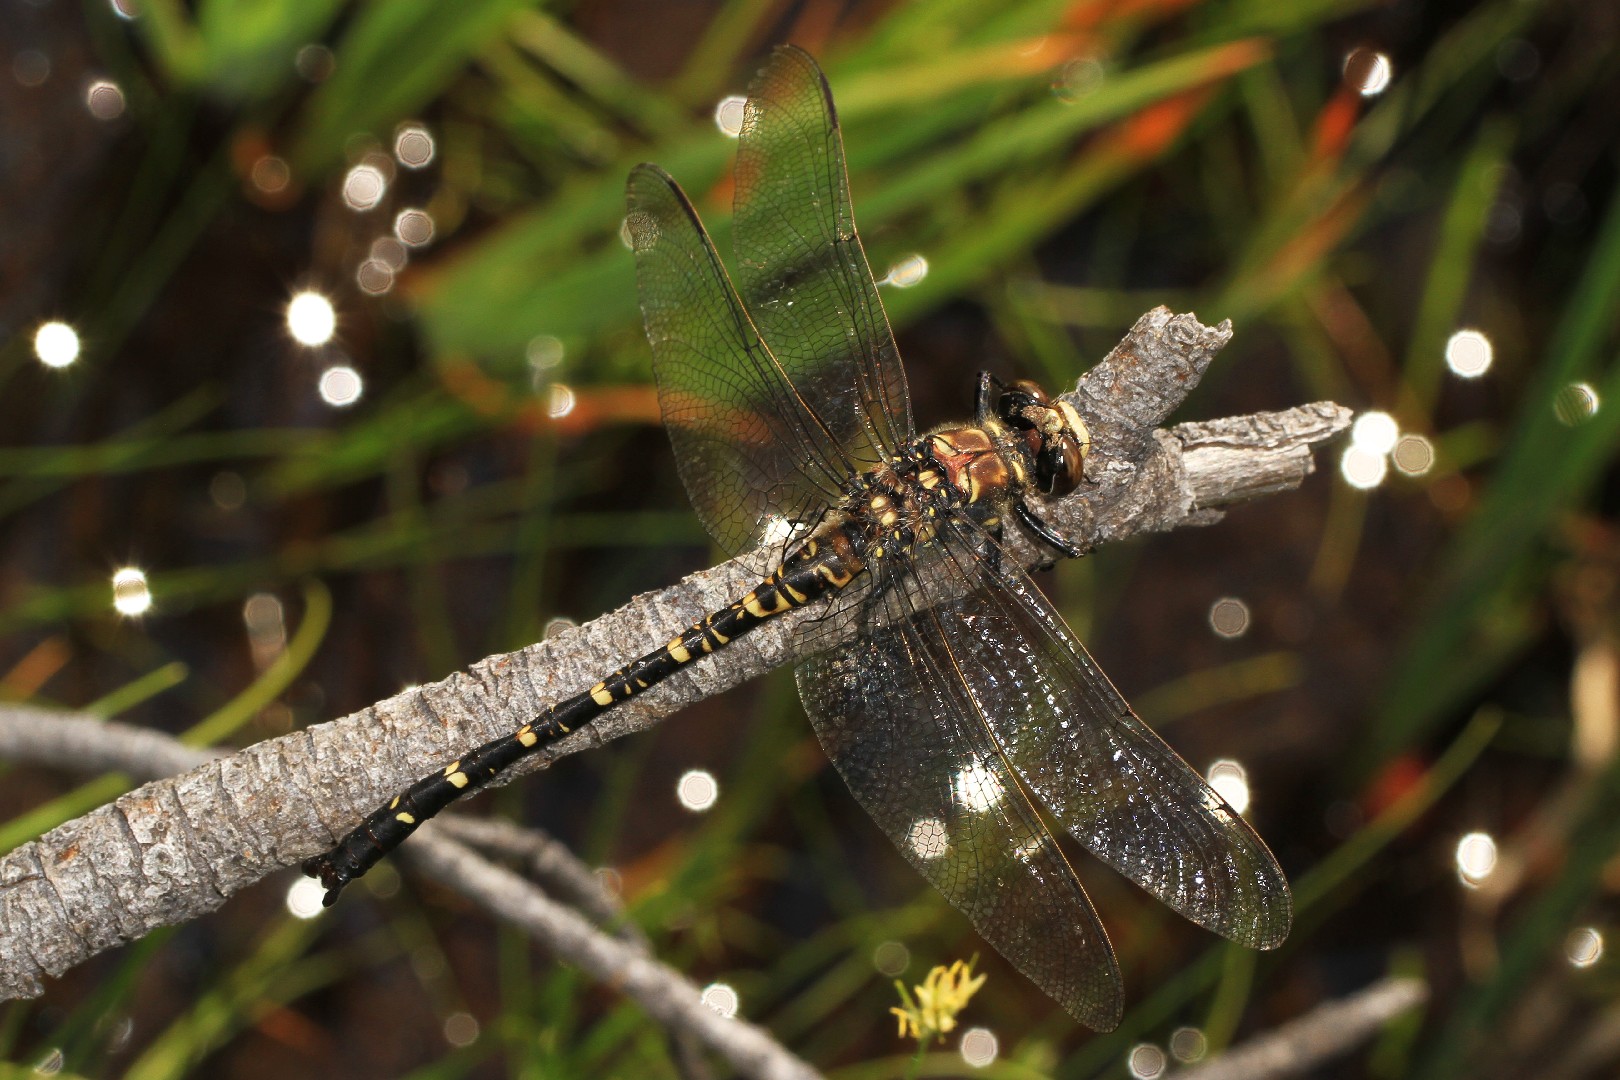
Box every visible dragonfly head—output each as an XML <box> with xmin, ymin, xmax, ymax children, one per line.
<box><xmin>995</xmin><ymin>380</ymin><xmax>1090</xmax><ymax>497</ymax></box>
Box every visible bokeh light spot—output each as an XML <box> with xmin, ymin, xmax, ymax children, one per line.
<box><xmin>210</xmin><ymin>471</ymin><xmax>246</xmax><ymax>510</ymax></box>
<box><xmin>1052</xmin><ymin>57</ymin><xmax>1104</xmax><ymax>102</ymax></box>
<box><xmin>318</xmin><ymin>365</ymin><xmax>363</xmax><ymax>407</ymax></box>
<box><xmin>1566</xmin><ymin>927</ymin><xmax>1604</xmax><ymax>968</ymax></box>
<box><xmin>1340</xmin><ymin>445</ymin><xmax>1388</xmax><ymax>489</ymax></box>
<box><xmin>285</xmin><ymin>877</ymin><xmax>325</xmax><ymax>919</ymax></box>
<box><xmin>370</xmin><ymin>236</ymin><xmax>409</xmax><ymax>270</ymax></box>
<box><xmin>287</xmin><ymin>290</ymin><xmax>336</xmax><ymax>345</ymax></box>
<box><xmin>1456</xmin><ymin>831</ymin><xmax>1498</xmax><ymax>888</ymax></box>
<box><xmin>34</xmin><ymin>321</ymin><xmax>80</xmax><ymax>368</ymax></box>
<box><xmin>1554</xmin><ymin>382</ymin><xmax>1600</xmax><ymax>426</ymax></box>
<box><xmin>1351</xmin><ymin>411</ymin><xmax>1400</xmax><ymax>455</ymax></box>
<box><xmin>394</xmin><ymin>208</ymin><xmax>434</xmax><ymax>247</ymax></box>
<box><xmin>676</xmin><ymin>769</ymin><xmax>719</xmax><ymax>812</ymax></box>
<box><xmin>112</xmin><ymin>567</ymin><xmax>152</xmax><ymax>616</ymax></box>
<box><xmin>356</xmin><ymin>259</ymin><xmax>394</xmax><ymax>295</ymax></box>
<box><xmin>1445</xmin><ymin>329</ymin><xmax>1493</xmax><ymax>378</ymax></box>
<box><xmin>86</xmin><ymin>78</ymin><xmax>125</xmax><ymax>120</ymax></box>
<box><xmin>527</xmin><ymin>334</ymin><xmax>565</xmax><ymax>371</ymax></box>
<box><xmin>1207</xmin><ymin>759</ymin><xmax>1251</xmax><ymax>815</ymax></box>
<box><xmin>701</xmin><ymin>983</ymin><xmax>739</xmax><ymax>1018</ymax></box>
<box><xmin>1209</xmin><ymin>597</ymin><xmax>1250</xmax><ymax>639</ymax></box>
<box><xmin>1128</xmin><ymin>1043</ymin><xmax>1166</xmax><ymax>1079</ymax></box>
<box><xmin>547</xmin><ymin>383</ymin><xmax>575</xmax><ymax>419</ymax></box>
<box><xmin>1170</xmin><ymin>1027</ymin><xmax>1208</xmax><ymax>1063</ymax></box>
<box><xmin>960</xmin><ymin>1027</ymin><xmax>999</xmax><ymax>1068</ymax></box>
<box><xmin>394</xmin><ymin>123</ymin><xmax>436</xmax><ymax>168</ymax></box>
<box><xmin>443</xmin><ymin>1012</ymin><xmax>479</xmax><ymax>1047</ymax></box>
<box><xmin>250</xmin><ymin>155</ymin><xmax>290</xmax><ymax>195</ymax></box>
<box><xmin>1344</xmin><ymin>48</ymin><xmax>1392</xmax><ymax>96</ymax></box>
<box><xmin>13</xmin><ymin>50</ymin><xmax>51</xmax><ymax>88</ymax></box>
<box><xmin>714</xmin><ymin>94</ymin><xmax>746</xmax><ymax>137</ymax></box>
<box><xmin>882</xmin><ymin>254</ymin><xmax>929</xmax><ymax>289</ymax></box>
<box><xmin>295</xmin><ymin>44</ymin><xmax>334</xmax><ymax>82</ymax></box>
<box><xmin>1392</xmin><ymin>434</ymin><xmax>1435</xmax><ymax>476</ymax></box>
<box><xmin>873</xmin><ymin>940</ymin><xmax>910</xmax><ymax>976</ymax></box>
<box><xmin>342</xmin><ymin>163</ymin><xmax>387</xmax><ymax>211</ymax></box>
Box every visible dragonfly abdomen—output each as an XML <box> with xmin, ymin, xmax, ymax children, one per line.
<box><xmin>304</xmin><ymin>520</ymin><xmax>865</xmax><ymax>905</ymax></box>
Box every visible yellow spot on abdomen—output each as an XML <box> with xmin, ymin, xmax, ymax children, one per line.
<box><xmin>744</xmin><ymin>590</ymin><xmax>790</xmax><ymax>617</ymax></box>
<box><xmin>396</xmin><ymin>812</ymin><xmax>416</xmax><ymax>825</ymax></box>
<box><xmin>590</xmin><ymin>682</ymin><xmax>613</xmax><ymax>707</ymax></box>
<box><xmin>447</xmin><ymin>771</ymin><xmax>470</xmax><ymax>789</ymax></box>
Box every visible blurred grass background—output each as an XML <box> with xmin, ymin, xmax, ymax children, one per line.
<box><xmin>2</xmin><ymin>0</ymin><xmax>1619</xmax><ymax>1077</ymax></box>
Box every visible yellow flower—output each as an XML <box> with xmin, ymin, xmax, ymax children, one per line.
<box><xmin>890</xmin><ymin>958</ymin><xmax>987</xmax><ymax>1042</ymax></box>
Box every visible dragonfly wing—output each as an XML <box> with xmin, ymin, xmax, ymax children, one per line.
<box><xmin>796</xmin><ymin>558</ymin><xmax>1124</xmax><ymax>1030</ymax></box>
<box><xmin>732</xmin><ymin>46</ymin><xmax>914</xmax><ymax>472</ymax></box>
<box><xmin>626</xmin><ymin>165</ymin><xmax>859</xmax><ymax>556</ymax></box>
<box><xmin>928</xmin><ymin>523</ymin><xmax>1293</xmax><ymax>950</ymax></box>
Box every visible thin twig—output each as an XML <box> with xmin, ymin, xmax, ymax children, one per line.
<box><xmin>1178</xmin><ymin>976</ymin><xmax>1427</xmax><ymax>1080</ymax></box>
<box><xmin>431</xmin><ymin>816</ymin><xmax>715</xmax><ymax>1080</ymax></box>
<box><xmin>0</xmin><ymin>707</ymin><xmax>810</xmax><ymax>1080</ymax></box>
<box><xmin>0</xmin><ymin>308</ymin><xmax>1350</xmax><ymax>1001</ymax></box>
<box><xmin>406</xmin><ymin>832</ymin><xmax>815</xmax><ymax>1080</ymax></box>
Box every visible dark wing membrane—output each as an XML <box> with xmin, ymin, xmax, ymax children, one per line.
<box><xmin>732</xmin><ymin>46</ymin><xmax>914</xmax><ymax>467</ymax></box>
<box><xmin>795</xmin><ymin>561</ymin><xmax>1124</xmax><ymax>1030</ymax></box>
<box><xmin>626</xmin><ymin>165</ymin><xmax>856</xmax><ymax>556</ymax></box>
<box><xmin>929</xmin><ymin>523</ymin><xmax>1293</xmax><ymax>950</ymax></box>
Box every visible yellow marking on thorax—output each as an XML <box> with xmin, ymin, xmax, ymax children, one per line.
<box><xmin>781</xmin><ymin>580</ymin><xmax>807</xmax><ymax>604</ymax></box>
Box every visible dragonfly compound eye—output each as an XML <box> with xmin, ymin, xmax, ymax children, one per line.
<box><xmin>1036</xmin><ymin>400</ymin><xmax>1089</xmax><ymax>496</ymax></box>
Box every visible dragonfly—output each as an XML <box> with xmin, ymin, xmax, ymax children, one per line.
<box><xmin>305</xmin><ymin>45</ymin><xmax>1290</xmax><ymax>1029</ymax></box>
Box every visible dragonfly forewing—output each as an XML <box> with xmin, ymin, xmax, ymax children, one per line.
<box><xmin>626</xmin><ymin>164</ymin><xmax>856</xmax><ymax>556</ymax></box>
<box><xmin>732</xmin><ymin>45</ymin><xmax>914</xmax><ymax>467</ymax></box>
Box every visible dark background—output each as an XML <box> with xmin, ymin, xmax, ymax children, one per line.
<box><xmin>2</xmin><ymin>0</ymin><xmax>1619</xmax><ymax>1077</ymax></box>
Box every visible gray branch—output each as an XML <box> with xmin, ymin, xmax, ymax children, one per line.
<box><xmin>0</xmin><ymin>707</ymin><xmax>816</xmax><ymax>1080</ymax></box>
<box><xmin>0</xmin><ymin>307</ymin><xmax>1349</xmax><ymax>1002</ymax></box>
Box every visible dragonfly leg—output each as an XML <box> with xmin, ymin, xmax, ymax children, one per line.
<box><xmin>974</xmin><ymin>371</ymin><xmax>1008</xmax><ymax>424</ymax></box>
<box><xmin>1016</xmin><ymin>500</ymin><xmax>1084</xmax><ymax>560</ymax></box>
